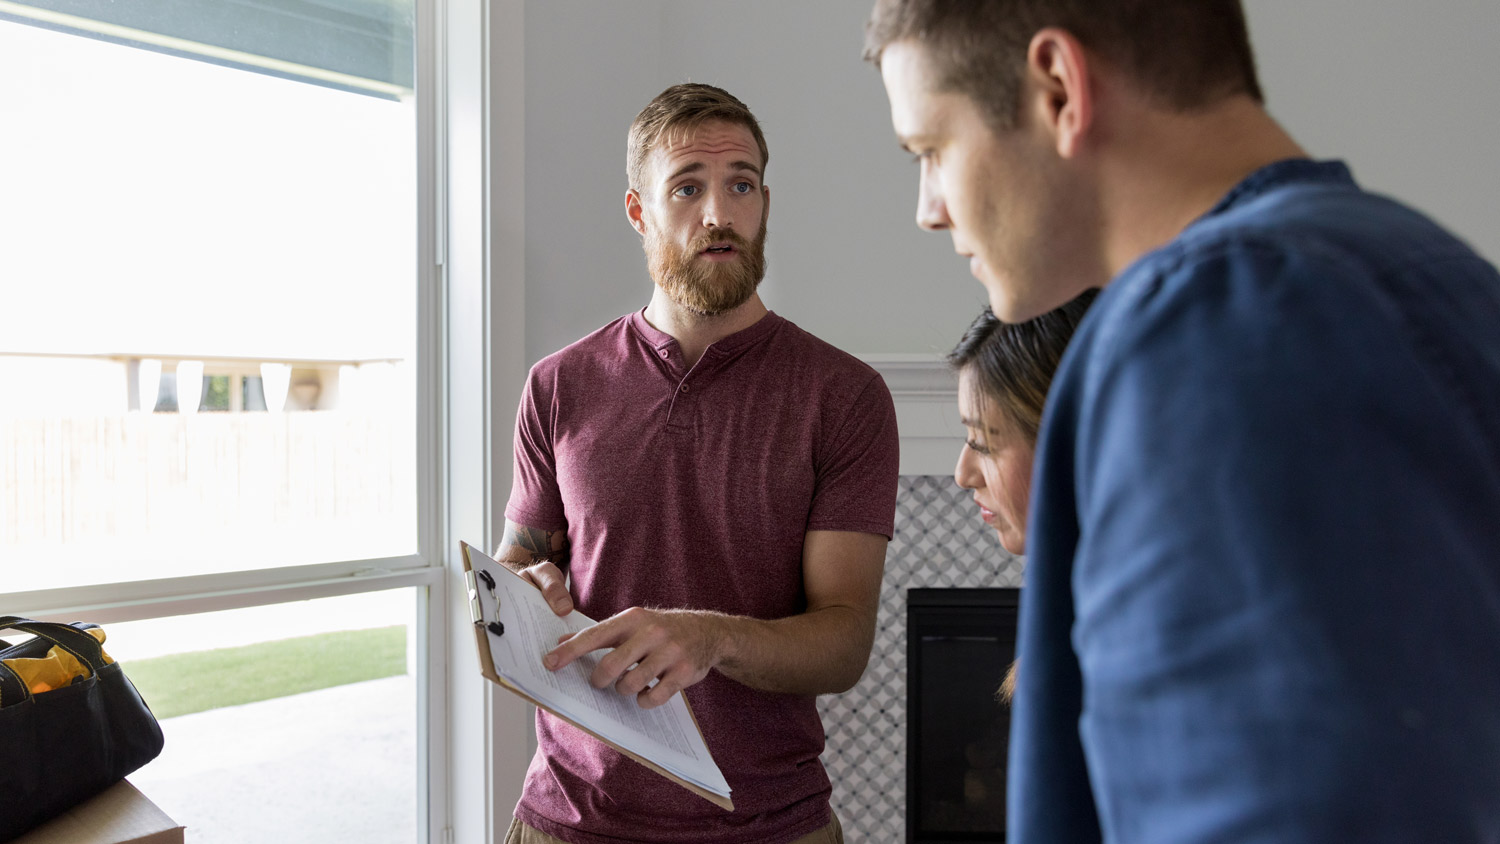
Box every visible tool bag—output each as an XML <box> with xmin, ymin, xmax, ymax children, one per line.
<box><xmin>0</xmin><ymin>615</ymin><xmax>165</xmax><ymax>840</ymax></box>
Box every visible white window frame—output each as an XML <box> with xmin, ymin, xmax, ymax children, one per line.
<box><xmin>442</xmin><ymin>0</ymin><xmax>535</xmax><ymax>839</ymax></box>
<box><xmin>0</xmin><ymin>0</ymin><xmax>545</xmax><ymax>836</ymax></box>
<box><xmin>0</xmin><ymin>0</ymin><xmax>535</xmax><ymax>839</ymax></box>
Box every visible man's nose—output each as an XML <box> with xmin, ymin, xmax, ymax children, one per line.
<box><xmin>702</xmin><ymin>191</ymin><xmax>729</xmax><ymax>230</ymax></box>
<box><xmin>916</xmin><ymin>166</ymin><xmax>949</xmax><ymax>231</ymax></box>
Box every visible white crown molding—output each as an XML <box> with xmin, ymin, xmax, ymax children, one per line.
<box><xmin>859</xmin><ymin>355</ymin><xmax>963</xmax><ymax>477</ymax></box>
<box><xmin>858</xmin><ymin>354</ymin><xmax>956</xmax><ymax>399</ymax></box>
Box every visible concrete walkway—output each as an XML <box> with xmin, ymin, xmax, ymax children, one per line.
<box><xmin>129</xmin><ymin>675</ymin><xmax>417</xmax><ymax>844</ymax></box>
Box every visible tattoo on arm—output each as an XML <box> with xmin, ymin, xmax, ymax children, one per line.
<box><xmin>497</xmin><ymin>522</ymin><xmax>570</xmax><ymax>571</ymax></box>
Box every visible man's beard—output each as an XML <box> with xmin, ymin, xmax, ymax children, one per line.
<box><xmin>645</xmin><ymin>218</ymin><xmax>768</xmax><ymax>316</ymax></box>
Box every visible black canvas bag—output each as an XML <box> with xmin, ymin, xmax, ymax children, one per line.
<box><xmin>0</xmin><ymin>615</ymin><xmax>165</xmax><ymax>840</ymax></box>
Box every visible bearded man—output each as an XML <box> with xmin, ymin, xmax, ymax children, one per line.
<box><xmin>493</xmin><ymin>83</ymin><xmax>899</xmax><ymax>844</ymax></box>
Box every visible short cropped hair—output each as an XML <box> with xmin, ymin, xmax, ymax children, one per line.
<box><xmin>627</xmin><ymin>83</ymin><xmax>770</xmax><ymax>192</ymax></box>
<box><xmin>864</xmin><ymin>0</ymin><xmax>1263</xmax><ymax>131</ymax></box>
<box><xmin>948</xmin><ymin>290</ymin><xmax>1097</xmax><ymax>443</ymax></box>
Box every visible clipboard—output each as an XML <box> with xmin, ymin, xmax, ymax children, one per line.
<box><xmin>459</xmin><ymin>541</ymin><xmax>733</xmax><ymax>811</ymax></box>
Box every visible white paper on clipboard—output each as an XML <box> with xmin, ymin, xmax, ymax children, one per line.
<box><xmin>460</xmin><ymin>542</ymin><xmax>732</xmax><ymax>809</ymax></box>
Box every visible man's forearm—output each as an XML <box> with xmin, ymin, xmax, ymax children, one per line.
<box><xmin>494</xmin><ymin>521</ymin><xmax>570</xmax><ymax>573</ymax></box>
<box><xmin>541</xmin><ymin>531</ymin><xmax>888</xmax><ymax>705</ymax></box>
<box><xmin>689</xmin><ymin>603</ymin><xmax>876</xmax><ymax>696</ymax></box>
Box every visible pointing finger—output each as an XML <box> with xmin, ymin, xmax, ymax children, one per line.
<box><xmin>544</xmin><ymin>615</ymin><xmax>628</xmax><ymax>671</ymax></box>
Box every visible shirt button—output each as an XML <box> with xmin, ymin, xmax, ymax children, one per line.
<box><xmin>659</xmin><ymin>349</ymin><xmax>669</xmax><ymax>359</ymax></box>
<box><xmin>679</xmin><ymin>383</ymin><xmax>689</xmax><ymax>393</ymax></box>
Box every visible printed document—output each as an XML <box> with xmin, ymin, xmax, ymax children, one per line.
<box><xmin>461</xmin><ymin>543</ymin><xmax>732</xmax><ymax>808</ymax></box>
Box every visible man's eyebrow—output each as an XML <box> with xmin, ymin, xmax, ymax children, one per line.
<box><xmin>663</xmin><ymin>160</ymin><xmax>763</xmax><ymax>184</ymax></box>
<box><xmin>665</xmin><ymin>161</ymin><xmax>705</xmax><ymax>183</ymax></box>
<box><xmin>896</xmin><ymin>134</ymin><xmax>928</xmax><ymax>154</ymax></box>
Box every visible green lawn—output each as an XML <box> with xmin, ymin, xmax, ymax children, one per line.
<box><xmin>126</xmin><ymin>626</ymin><xmax>408</xmax><ymax>719</ymax></box>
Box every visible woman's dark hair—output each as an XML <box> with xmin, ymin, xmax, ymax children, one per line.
<box><xmin>948</xmin><ymin>289</ymin><xmax>1098</xmax><ymax>444</ymax></box>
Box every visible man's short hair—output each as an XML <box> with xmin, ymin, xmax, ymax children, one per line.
<box><xmin>864</xmin><ymin>0</ymin><xmax>1264</xmax><ymax>131</ymax></box>
<box><xmin>627</xmin><ymin>83</ymin><xmax>770</xmax><ymax>193</ymax></box>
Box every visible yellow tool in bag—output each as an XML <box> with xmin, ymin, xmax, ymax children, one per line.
<box><xmin>0</xmin><ymin>616</ymin><xmax>164</xmax><ymax>840</ymax></box>
<box><xmin>1</xmin><ymin>627</ymin><xmax>113</xmax><ymax>695</ymax></box>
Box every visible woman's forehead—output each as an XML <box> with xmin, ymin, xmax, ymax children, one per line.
<box><xmin>957</xmin><ymin>369</ymin><xmax>1024</xmax><ymax>439</ymax></box>
<box><xmin>956</xmin><ymin>370</ymin><xmax>995</xmax><ymax>426</ymax></box>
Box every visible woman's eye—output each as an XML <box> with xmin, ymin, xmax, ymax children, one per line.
<box><xmin>966</xmin><ymin>440</ymin><xmax>991</xmax><ymax>456</ymax></box>
<box><xmin>675</xmin><ymin>185</ymin><xmax>698</xmax><ymax>197</ymax></box>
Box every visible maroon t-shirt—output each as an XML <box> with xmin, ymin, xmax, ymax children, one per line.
<box><xmin>505</xmin><ymin>309</ymin><xmax>899</xmax><ymax>844</ymax></box>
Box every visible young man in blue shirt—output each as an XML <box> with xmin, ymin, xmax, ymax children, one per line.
<box><xmin>866</xmin><ymin>2</ymin><xmax>1500</xmax><ymax>842</ymax></box>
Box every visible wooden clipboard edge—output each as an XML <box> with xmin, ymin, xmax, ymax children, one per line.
<box><xmin>460</xmin><ymin>542</ymin><xmax>505</xmax><ymax>688</ymax></box>
<box><xmin>458</xmin><ymin>541</ymin><xmax>734</xmax><ymax>812</ymax></box>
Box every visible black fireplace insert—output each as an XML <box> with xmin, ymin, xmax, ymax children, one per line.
<box><xmin>906</xmin><ymin>587</ymin><xmax>1020</xmax><ymax>843</ymax></box>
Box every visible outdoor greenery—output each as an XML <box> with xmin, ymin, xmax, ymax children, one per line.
<box><xmin>127</xmin><ymin>626</ymin><xmax>408</xmax><ymax>719</ymax></box>
<box><xmin>202</xmin><ymin>374</ymin><xmax>231</xmax><ymax>411</ymax></box>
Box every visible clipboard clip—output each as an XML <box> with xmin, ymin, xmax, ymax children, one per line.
<box><xmin>465</xmin><ymin>569</ymin><xmax>505</xmax><ymax>637</ymax></box>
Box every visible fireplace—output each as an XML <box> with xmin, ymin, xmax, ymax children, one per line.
<box><xmin>906</xmin><ymin>587</ymin><xmax>1020</xmax><ymax>843</ymax></box>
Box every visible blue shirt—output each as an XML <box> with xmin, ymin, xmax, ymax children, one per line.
<box><xmin>1012</xmin><ymin>159</ymin><xmax>1500</xmax><ymax>843</ymax></box>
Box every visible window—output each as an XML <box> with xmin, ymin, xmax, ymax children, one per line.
<box><xmin>0</xmin><ymin>7</ymin><xmax>418</xmax><ymax>587</ymax></box>
<box><xmin>112</xmin><ymin>591</ymin><xmax>423</xmax><ymax>841</ymax></box>
<box><xmin>0</xmin><ymin>2</ymin><xmax>447</xmax><ymax>841</ymax></box>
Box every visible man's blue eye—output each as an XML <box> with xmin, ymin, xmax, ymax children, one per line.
<box><xmin>733</xmin><ymin>182</ymin><xmax>752</xmax><ymax>193</ymax></box>
<box><xmin>676</xmin><ymin>185</ymin><xmax>698</xmax><ymax>197</ymax></box>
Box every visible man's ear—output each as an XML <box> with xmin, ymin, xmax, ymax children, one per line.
<box><xmin>1025</xmin><ymin>27</ymin><xmax>1094</xmax><ymax>159</ymax></box>
<box><xmin>625</xmin><ymin>189</ymin><xmax>647</xmax><ymax>236</ymax></box>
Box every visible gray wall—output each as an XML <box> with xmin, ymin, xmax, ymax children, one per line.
<box><xmin>1247</xmin><ymin>0</ymin><xmax>1500</xmax><ymax>269</ymax></box>
<box><xmin>522</xmin><ymin>0</ymin><xmax>972</xmax><ymax>364</ymax></box>
<box><xmin>519</xmin><ymin>1</ymin><xmax>1500</xmax><ymax>365</ymax></box>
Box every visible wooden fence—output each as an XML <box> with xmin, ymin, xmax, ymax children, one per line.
<box><xmin>1</xmin><ymin>412</ymin><xmax>415</xmax><ymax>587</ymax></box>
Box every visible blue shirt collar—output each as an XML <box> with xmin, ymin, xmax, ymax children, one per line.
<box><xmin>1202</xmin><ymin>158</ymin><xmax>1356</xmax><ymax>221</ymax></box>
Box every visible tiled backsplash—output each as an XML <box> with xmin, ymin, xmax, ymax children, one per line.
<box><xmin>818</xmin><ymin>474</ymin><xmax>1023</xmax><ymax>843</ymax></box>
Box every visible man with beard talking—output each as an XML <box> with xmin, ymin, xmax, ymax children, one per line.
<box><xmin>493</xmin><ymin>83</ymin><xmax>899</xmax><ymax>844</ymax></box>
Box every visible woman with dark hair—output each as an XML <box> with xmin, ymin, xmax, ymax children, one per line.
<box><xmin>949</xmin><ymin>290</ymin><xmax>1096</xmax><ymax>698</ymax></box>
<box><xmin>950</xmin><ymin>290</ymin><xmax>1096</xmax><ymax>554</ymax></box>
